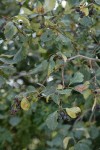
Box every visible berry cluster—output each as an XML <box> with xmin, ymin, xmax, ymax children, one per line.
<box><xmin>58</xmin><ymin>110</ymin><xmax>71</xmax><ymax>123</ymax></box>
<box><xmin>75</xmin><ymin>7</ymin><xmax>85</xmax><ymax>18</ymax></box>
<box><xmin>89</xmin><ymin>8</ymin><xmax>95</xmax><ymax>16</ymax></box>
<box><xmin>10</xmin><ymin>98</ymin><xmax>21</xmax><ymax>115</ymax></box>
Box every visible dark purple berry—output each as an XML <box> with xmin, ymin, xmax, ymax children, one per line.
<box><xmin>18</xmin><ymin>2</ymin><xmax>23</xmax><ymax>7</ymax></box>
<box><xmin>89</xmin><ymin>8</ymin><xmax>94</xmax><ymax>16</ymax></box>
<box><xmin>63</xmin><ymin>115</ymin><xmax>68</xmax><ymax>120</ymax></box>
<box><xmin>10</xmin><ymin>109</ymin><xmax>18</xmax><ymax>115</ymax></box>
<box><xmin>95</xmin><ymin>105</ymin><xmax>100</xmax><ymax>110</ymax></box>
<box><xmin>57</xmin><ymin>114</ymin><xmax>63</xmax><ymax>122</ymax></box>
<box><xmin>60</xmin><ymin>111</ymin><xmax>65</xmax><ymax>116</ymax></box>
<box><xmin>80</xmin><ymin>11</ymin><xmax>85</xmax><ymax>18</ymax></box>
<box><xmin>20</xmin><ymin>22</ymin><xmax>23</xmax><ymax>25</ymax></box>
<box><xmin>40</xmin><ymin>24</ymin><xmax>45</xmax><ymax>29</ymax></box>
<box><xmin>76</xmin><ymin>8</ymin><xmax>80</xmax><ymax>12</ymax></box>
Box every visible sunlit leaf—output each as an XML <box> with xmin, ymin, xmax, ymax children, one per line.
<box><xmin>80</xmin><ymin>7</ymin><xmax>89</xmax><ymax>16</ymax></box>
<box><xmin>66</xmin><ymin>107</ymin><xmax>81</xmax><ymax>118</ymax></box>
<box><xmin>14</xmin><ymin>15</ymin><xmax>30</xmax><ymax>27</ymax></box>
<box><xmin>63</xmin><ymin>137</ymin><xmax>71</xmax><ymax>149</ymax></box>
<box><xmin>21</xmin><ymin>97</ymin><xmax>30</xmax><ymax>111</ymax></box>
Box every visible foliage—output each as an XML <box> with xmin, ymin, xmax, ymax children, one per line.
<box><xmin>0</xmin><ymin>0</ymin><xmax>100</xmax><ymax>149</ymax></box>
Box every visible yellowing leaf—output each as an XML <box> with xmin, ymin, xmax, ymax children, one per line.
<box><xmin>74</xmin><ymin>81</ymin><xmax>90</xmax><ymax>93</ymax></box>
<box><xmin>82</xmin><ymin>89</ymin><xmax>92</xmax><ymax>99</ymax></box>
<box><xmin>63</xmin><ymin>137</ymin><xmax>71</xmax><ymax>149</ymax></box>
<box><xmin>14</xmin><ymin>15</ymin><xmax>30</xmax><ymax>27</ymax></box>
<box><xmin>46</xmin><ymin>96</ymin><xmax>50</xmax><ymax>103</ymax></box>
<box><xmin>61</xmin><ymin>53</ymin><xmax>67</xmax><ymax>63</ymax></box>
<box><xmin>66</xmin><ymin>109</ymin><xmax>76</xmax><ymax>118</ymax></box>
<box><xmin>66</xmin><ymin>107</ymin><xmax>81</xmax><ymax>118</ymax></box>
<box><xmin>32</xmin><ymin>96</ymin><xmax>38</xmax><ymax>102</ymax></box>
<box><xmin>21</xmin><ymin>98</ymin><xmax>30</xmax><ymax>111</ymax></box>
<box><xmin>57</xmin><ymin>84</ymin><xmax>63</xmax><ymax>90</ymax></box>
<box><xmin>80</xmin><ymin>7</ymin><xmax>89</xmax><ymax>16</ymax></box>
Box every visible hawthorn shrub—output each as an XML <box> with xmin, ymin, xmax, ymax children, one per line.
<box><xmin>0</xmin><ymin>0</ymin><xmax>100</xmax><ymax>150</ymax></box>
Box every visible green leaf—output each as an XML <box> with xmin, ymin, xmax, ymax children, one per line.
<box><xmin>0</xmin><ymin>58</ymin><xmax>15</xmax><ymax>64</ymax></box>
<box><xmin>0</xmin><ymin>128</ymin><xmax>12</xmax><ymax>143</ymax></box>
<box><xmin>42</xmin><ymin>86</ymin><xmax>56</xmax><ymax>97</ymax></box>
<box><xmin>0</xmin><ymin>114</ymin><xmax>7</xmax><ymax>119</ymax></box>
<box><xmin>70</xmin><ymin>72</ymin><xmax>84</xmax><ymax>85</ymax></box>
<box><xmin>40</xmin><ymin>30</ymin><xmax>54</xmax><ymax>42</ymax></box>
<box><xmin>0</xmin><ymin>76</ymin><xmax>5</xmax><ymax>87</ymax></box>
<box><xmin>51</xmin><ymin>93</ymin><xmax>60</xmax><ymax>105</ymax></box>
<box><xmin>57</xmin><ymin>34</ymin><xmax>72</xmax><ymax>44</ymax></box>
<box><xmin>19</xmin><ymin>7</ymin><xmax>33</xmax><ymax>15</ymax></box>
<box><xmin>57</xmin><ymin>89</ymin><xmax>72</xmax><ymax>95</ymax></box>
<box><xmin>9</xmin><ymin>117</ymin><xmax>21</xmax><ymax>126</ymax></box>
<box><xmin>95</xmin><ymin>0</ymin><xmax>100</xmax><ymax>5</ymax></box>
<box><xmin>13</xmin><ymin>43</ymin><xmax>28</xmax><ymax>63</ymax></box>
<box><xmin>96</xmin><ymin>68</ymin><xmax>100</xmax><ymax>76</ymax></box>
<box><xmin>89</xmin><ymin>126</ymin><xmax>99</xmax><ymax>139</ymax></box>
<box><xmin>0</xmin><ymin>65</ymin><xmax>16</xmax><ymax>75</ymax></box>
<box><xmin>44</xmin><ymin>0</ymin><xmax>56</xmax><ymax>12</ymax></box>
<box><xmin>48</xmin><ymin>56</ymin><xmax>55</xmax><ymax>76</ymax></box>
<box><xmin>29</xmin><ymin>60</ymin><xmax>48</xmax><ymax>74</ymax></box>
<box><xmin>67</xmin><ymin>0</ymin><xmax>80</xmax><ymax>7</ymax></box>
<box><xmin>79</xmin><ymin>17</ymin><xmax>93</xmax><ymax>27</ymax></box>
<box><xmin>4</xmin><ymin>22</ymin><xmax>17</xmax><ymax>40</ymax></box>
<box><xmin>13</xmin><ymin>48</ymin><xmax>23</xmax><ymax>63</ymax></box>
<box><xmin>46</xmin><ymin>111</ymin><xmax>58</xmax><ymax>130</ymax></box>
<box><xmin>75</xmin><ymin>143</ymin><xmax>91</xmax><ymax>150</ymax></box>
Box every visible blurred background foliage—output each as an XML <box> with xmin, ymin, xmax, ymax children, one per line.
<box><xmin>0</xmin><ymin>0</ymin><xmax>100</xmax><ymax>150</ymax></box>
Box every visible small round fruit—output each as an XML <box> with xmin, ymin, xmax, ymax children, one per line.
<box><xmin>21</xmin><ymin>97</ymin><xmax>30</xmax><ymax>111</ymax></box>
<box><xmin>76</xmin><ymin>8</ymin><xmax>80</xmax><ymax>12</ymax></box>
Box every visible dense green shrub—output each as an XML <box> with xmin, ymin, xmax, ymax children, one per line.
<box><xmin>0</xmin><ymin>0</ymin><xmax>100</xmax><ymax>149</ymax></box>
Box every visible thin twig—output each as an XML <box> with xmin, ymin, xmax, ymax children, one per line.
<box><xmin>92</xmin><ymin>97</ymin><xmax>97</xmax><ymax>112</ymax></box>
<box><xmin>13</xmin><ymin>54</ymin><xmax>100</xmax><ymax>79</ymax></box>
<box><xmin>89</xmin><ymin>95</ymin><xmax>97</xmax><ymax>122</ymax></box>
<box><xmin>67</xmin><ymin>54</ymin><xmax>100</xmax><ymax>62</ymax></box>
<box><xmin>61</xmin><ymin>65</ymin><xmax>65</xmax><ymax>88</ymax></box>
